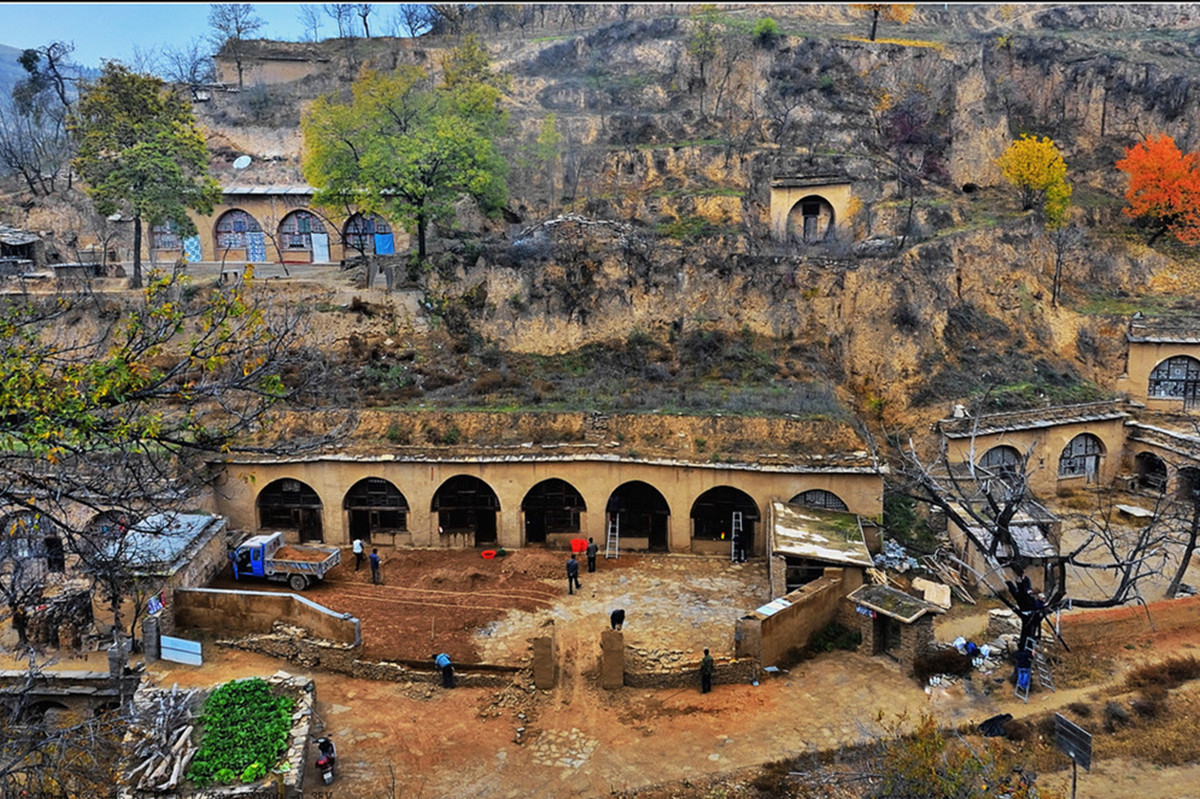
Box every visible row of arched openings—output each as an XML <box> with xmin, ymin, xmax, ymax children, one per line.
<box><xmin>1134</xmin><ymin>452</ymin><xmax>1200</xmax><ymax>501</ymax></box>
<box><xmin>255</xmin><ymin>477</ymin><xmax>853</xmax><ymax>550</ymax></box>
<box><xmin>153</xmin><ymin>210</ymin><xmax>394</xmax><ymax>263</ymax></box>
<box><xmin>978</xmin><ymin>434</ymin><xmax>1106</xmax><ymax>484</ymax></box>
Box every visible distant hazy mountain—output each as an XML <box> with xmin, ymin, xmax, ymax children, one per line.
<box><xmin>0</xmin><ymin>43</ymin><xmax>101</xmax><ymax>104</ymax></box>
<box><xmin>0</xmin><ymin>43</ymin><xmax>29</xmax><ymax>99</ymax></box>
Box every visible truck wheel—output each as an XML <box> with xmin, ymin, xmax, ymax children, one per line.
<box><xmin>289</xmin><ymin>575</ymin><xmax>308</xmax><ymax>592</ymax></box>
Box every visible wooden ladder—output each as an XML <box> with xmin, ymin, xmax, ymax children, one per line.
<box><xmin>605</xmin><ymin>514</ymin><xmax>619</xmax><ymax>559</ymax></box>
<box><xmin>1031</xmin><ymin>637</ymin><xmax>1056</xmax><ymax>693</ymax></box>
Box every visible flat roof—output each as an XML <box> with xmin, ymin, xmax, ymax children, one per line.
<box><xmin>848</xmin><ymin>584</ymin><xmax>943</xmax><ymax>623</ymax></box>
<box><xmin>938</xmin><ymin>401</ymin><xmax>1130</xmax><ymax>438</ymax></box>
<box><xmin>770</xmin><ymin>501</ymin><xmax>873</xmax><ymax>567</ymax></box>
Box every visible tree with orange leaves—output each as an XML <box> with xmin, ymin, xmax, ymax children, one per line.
<box><xmin>1115</xmin><ymin>133</ymin><xmax>1200</xmax><ymax>245</ymax></box>
<box><xmin>851</xmin><ymin>4</ymin><xmax>915</xmax><ymax>42</ymax></box>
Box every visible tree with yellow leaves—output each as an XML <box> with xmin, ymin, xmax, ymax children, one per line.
<box><xmin>851</xmin><ymin>4</ymin><xmax>915</xmax><ymax>42</ymax></box>
<box><xmin>996</xmin><ymin>134</ymin><xmax>1072</xmax><ymax>226</ymax></box>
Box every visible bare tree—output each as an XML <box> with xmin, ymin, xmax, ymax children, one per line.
<box><xmin>428</xmin><ymin>4</ymin><xmax>466</xmax><ymax>35</ymax></box>
<box><xmin>299</xmin><ymin>4</ymin><xmax>324</xmax><ymax>41</ymax></box>
<box><xmin>12</xmin><ymin>41</ymin><xmax>76</xmax><ymax>113</ymax></box>
<box><xmin>160</xmin><ymin>38</ymin><xmax>217</xmax><ymax>99</ymax></box>
<box><xmin>323</xmin><ymin>3</ymin><xmax>357</xmax><ymax>38</ymax></box>
<box><xmin>0</xmin><ymin>97</ymin><xmax>72</xmax><ymax>196</ymax></box>
<box><xmin>395</xmin><ymin>4</ymin><xmax>435</xmax><ymax>37</ymax></box>
<box><xmin>1049</xmin><ymin>222</ymin><xmax>1084</xmax><ymax>308</ymax></box>
<box><xmin>356</xmin><ymin>3</ymin><xmax>375</xmax><ymax>37</ymax></box>
<box><xmin>207</xmin><ymin>3</ymin><xmax>266</xmax><ymax>89</ymax></box>
<box><xmin>895</xmin><ymin>421</ymin><xmax>1177</xmax><ymax>651</ymax></box>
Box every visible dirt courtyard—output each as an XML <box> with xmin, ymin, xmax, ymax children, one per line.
<box><xmin>208</xmin><ymin>546</ymin><xmax>769</xmax><ymax>665</ymax></box>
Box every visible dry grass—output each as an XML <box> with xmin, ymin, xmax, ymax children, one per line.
<box><xmin>1123</xmin><ymin>654</ymin><xmax>1200</xmax><ymax>691</ymax></box>
<box><xmin>1052</xmin><ymin>646</ymin><xmax>1118</xmax><ymax>689</ymax></box>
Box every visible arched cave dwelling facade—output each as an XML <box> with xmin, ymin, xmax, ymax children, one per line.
<box><xmin>769</xmin><ymin>177</ymin><xmax>853</xmax><ymax>243</ymax></box>
<box><xmin>209</xmin><ymin>456</ymin><xmax>884</xmax><ymax>556</ymax></box>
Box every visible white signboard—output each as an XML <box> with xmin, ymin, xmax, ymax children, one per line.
<box><xmin>161</xmin><ymin>635</ymin><xmax>202</xmax><ymax>666</ymax></box>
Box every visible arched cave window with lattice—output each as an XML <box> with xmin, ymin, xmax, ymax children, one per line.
<box><xmin>151</xmin><ymin>220</ymin><xmax>182</xmax><ymax>252</ymax></box>
<box><xmin>280</xmin><ymin>210</ymin><xmax>326</xmax><ymax>251</ymax></box>
<box><xmin>1148</xmin><ymin>355</ymin><xmax>1200</xmax><ymax>409</ymax></box>
<box><xmin>789</xmin><ymin>489</ymin><xmax>849</xmax><ymax>512</ymax></box>
<box><xmin>215</xmin><ymin>209</ymin><xmax>261</xmax><ymax>249</ymax></box>
<box><xmin>1058</xmin><ymin>434</ymin><xmax>1103</xmax><ymax>481</ymax></box>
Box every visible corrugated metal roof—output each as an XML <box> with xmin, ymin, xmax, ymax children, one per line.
<box><xmin>105</xmin><ymin>513</ymin><xmax>224</xmax><ymax>572</ymax></box>
<box><xmin>771</xmin><ymin>501</ymin><xmax>873</xmax><ymax>567</ymax></box>
<box><xmin>968</xmin><ymin>521</ymin><xmax>1059</xmax><ymax>559</ymax></box>
<box><xmin>222</xmin><ymin>185</ymin><xmax>316</xmax><ymax>195</ymax></box>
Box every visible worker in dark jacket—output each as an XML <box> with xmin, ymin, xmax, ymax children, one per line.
<box><xmin>700</xmin><ymin>649</ymin><xmax>715</xmax><ymax>693</ymax></box>
<box><xmin>586</xmin><ymin>537</ymin><xmax>598</xmax><ymax>572</ymax></box>
<box><xmin>566</xmin><ymin>556</ymin><xmax>581</xmax><ymax>594</ymax></box>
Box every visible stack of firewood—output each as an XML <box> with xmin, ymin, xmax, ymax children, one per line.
<box><xmin>125</xmin><ymin>683</ymin><xmax>201</xmax><ymax>792</ymax></box>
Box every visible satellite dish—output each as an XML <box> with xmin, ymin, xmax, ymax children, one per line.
<box><xmin>232</xmin><ymin>155</ymin><xmax>252</xmax><ymax>170</ymax></box>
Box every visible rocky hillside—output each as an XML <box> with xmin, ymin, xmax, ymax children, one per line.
<box><xmin>10</xmin><ymin>3</ymin><xmax>1200</xmax><ymax>443</ymax></box>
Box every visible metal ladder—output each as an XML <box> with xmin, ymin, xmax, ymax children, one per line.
<box><xmin>605</xmin><ymin>514</ymin><xmax>619</xmax><ymax>559</ymax></box>
<box><xmin>1031</xmin><ymin>637</ymin><xmax>1056</xmax><ymax>693</ymax></box>
<box><xmin>730</xmin><ymin>512</ymin><xmax>743</xmax><ymax>561</ymax></box>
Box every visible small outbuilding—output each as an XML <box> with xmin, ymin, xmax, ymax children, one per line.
<box><xmin>847</xmin><ymin>583</ymin><xmax>944</xmax><ymax>674</ymax></box>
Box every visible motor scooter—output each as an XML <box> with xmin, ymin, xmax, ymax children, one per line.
<box><xmin>314</xmin><ymin>736</ymin><xmax>337</xmax><ymax>785</ymax></box>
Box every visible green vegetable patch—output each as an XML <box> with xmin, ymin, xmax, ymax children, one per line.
<box><xmin>186</xmin><ymin>677</ymin><xmax>296</xmax><ymax>788</ymax></box>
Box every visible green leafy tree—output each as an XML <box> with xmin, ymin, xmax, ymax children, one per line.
<box><xmin>752</xmin><ymin>17</ymin><xmax>781</xmax><ymax>48</ymax></box>
<box><xmin>302</xmin><ymin>43</ymin><xmax>509</xmax><ymax>262</ymax></box>
<box><xmin>686</xmin><ymin>4</ymin><xmax>721</xmax><ymax>116</ymax></box>
<box><xmin>69</xmin><ymin>63</ymin><xmax>221</xmax><ymax>287</ymax></box>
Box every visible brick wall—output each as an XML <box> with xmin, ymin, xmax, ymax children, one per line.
<box><xmin>174</xmin><ymin>587</ymin><xmax>361</xmax><ymax>645</ymax></box>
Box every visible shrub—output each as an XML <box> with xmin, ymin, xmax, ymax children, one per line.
<box><xmin>1131</xmin><ymin>685</ymin><xmax>1169</xmax><ymax>719</ymax></box>
<box><xmin>386</xmin><ymin>422</ymin><xmax>410</xmax><ymax>444</ymax></box>
<box><xmin>752</xmin><ymin>17</ymin><xmax>780</xmax><ymax>47</ymax></box>
<box><xmin>809</xmin><ymin>621</ymin><xmax>862</xmax><ymax>653</ymax></box>
<box><xmin>1103</xmin><ymin>700</ymin><xmax>1130</xmax><ymax>732</ymax></box>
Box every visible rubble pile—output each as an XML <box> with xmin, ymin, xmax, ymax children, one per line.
<box><xmin>873</xmin><ymin>539</ymin><xmax>921</xmax><ymax>573</ymax></box>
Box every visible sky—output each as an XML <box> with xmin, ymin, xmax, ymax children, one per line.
<box><xmin>2</xmin><ymin>3</ymin><xmax>414</xmax><ymax>70</ymax></box>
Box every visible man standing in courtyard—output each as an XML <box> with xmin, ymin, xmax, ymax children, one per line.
<box><xmin>566</xmin><ymin>554</ymin><xmax>581</xmax><ymax>594</ymax></box>
<box><xmin>700</xmin><ymin>648</ymin><xmax>714</xmax><ymax>693</ymax></box>
<box><xmin>586</xmin><ymin>537</ymin><xmax>598</xmax><ymax>573</ymax></box>
<box><xmin>435</xmin><ymin>652</ymin><xmax>455</xmax><ymax>688</ymax></box>
<box><xmin>370</xmin><ymin>548</ymin><xmax>381</xmax><ymax>585</ymax></box>
<box><xmin>353</xmin><ymin>537</ymin><xmax>364</xmax><ymax>571</ymax></box>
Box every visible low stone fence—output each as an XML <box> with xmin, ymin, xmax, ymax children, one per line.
<box><xmin>174</xmin><ymin>587</ymin><xmax>361</xmax><ymax>646</ymax></box>
<box><xmin>623</xmin><ymin>655</ymin><xmax>760</xmax><ymax>689</ymax></box>
<box><xmin>736</xmin><ymin>567</ymin><xmax>863</xmax><ymax>667</ymax></box>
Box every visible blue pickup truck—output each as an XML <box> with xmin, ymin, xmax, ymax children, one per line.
<box><xmin>230</xmin><ymin>531</ymin><xmax>341</xmax><ymax>591</ymax></box>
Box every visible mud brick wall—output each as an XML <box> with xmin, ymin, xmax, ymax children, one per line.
<box><xmin>735</xmin><ymin>567</ymin><xmax>863</xmax><ymax>667</ymax></box>
<box><xmin>1059</xmin><ymin>594</ymin><xmax>1200</xmax><ymax>648</ymax></box>
<box><xmin>174</xmin><ymin>587</ymin><xmax>361</xmax><ymax>644</ymax></box>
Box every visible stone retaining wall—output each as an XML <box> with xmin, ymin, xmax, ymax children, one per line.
<box><xmin>217</xmin><ymin>625</ymin><xmax>519</xmax><ymax>689</ymax></box>
<box><xmin>623</xmin><ymin>656</ymin><xmax>760</xmax><ymax>689</ymax></box>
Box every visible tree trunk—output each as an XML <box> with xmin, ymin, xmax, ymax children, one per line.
<box><xmin>1166</xmin><ymin>503</ymin><xmax>1200</xmax><ymax>598</ymax></box>
<box><xmin>870</xmin><ymin>9</ymin><xmax>880</xmax><ymax>41</ymax></box>
<box><xmin>416</xmin><ymin>209</ymin><xmax>427</xmax><ymax>262</ymax></box>
<box><xmin>132</xmin><ymin>215</ymin><xmax>143</xmax><ymax>288</ymax></box>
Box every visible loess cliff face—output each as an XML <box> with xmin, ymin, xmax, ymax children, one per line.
<box><xmin>9</xmin><ymin>4</ymin><xmax>1200</xmax><ymax>441</ymax></box>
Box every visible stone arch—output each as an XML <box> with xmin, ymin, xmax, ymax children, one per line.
<box><xmin>606</xmin><ymin>481</ymin><xmax>670</xmax><ymax>552</ymax></box>
<box><xmin>279</xmin><ymin>210</ymin><xmax>328</xmax><ymax>263</ymax></box>
<box><xmin>1058</xmin><ymin>433</ymin><xmax>1104</xmax><ymax>482</ymax></box>
<box><xmin>979</xmin><ymin>445</ymin><xmax>1022</xmax><ymax>481</ymax></box>
<box><xmin>343</xmin><ymin>213</ymin><xmax>394</xmax><ymax>256</ymax></box>
<box><xmin>432</xmin><ymin>475</ymin><xmax>500</xmax><ymax>546</ymax></box>
<box><xmin>1177</xmin><ymin>466</ymin><xmax>1200</xmax><ymax>503</ymax></box>
<box><xmin>257</xmin><ymin>478</ymin><xmax>324</xmax><ymax>542</ymax></box>
<box><xmin>769</xmin><ymin>177</ymin><xmax>852</xmax><ymax>241</ymax></box>
<box><xmin>690</xmin><ymin>486</ymin><xmax>759</xmax><ymax>550</ymax></box>
<box><xmin>787</xmin><ymin>194</ymin><xmax>836</xmax><ymax>243</ymax></box>
<box><xmin>521</xmin><ymin>478</ymin><xmax>586</xmax><ymax>544</ymax></box>
<box><xmin>1</xmin><ymin>510</ymin><xmax>62</xmax><ymax>571</ymax></box>
<box><xmin>1134</xmin><ymin>451</ymin><xmax>1167</xmax><ymax>493</ymax></box>
<box><xmin>213</xmin><ymin>208</ymin><xmax>263</xmax><ymax>260</ymax></box>
<box><xmin>343</xmin><ymin>477</ymin><xmax>409</xmax><ymax>541</ymax></box>
<box><xmin>1149</xmin><ymin>355</ymin><xmax>1200</xmax><ymax>408</ymax></box>
<box><xmin>788</xmin><ymin>489</ymin><xmax>849</xmax><ymax>512</ymax></box>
